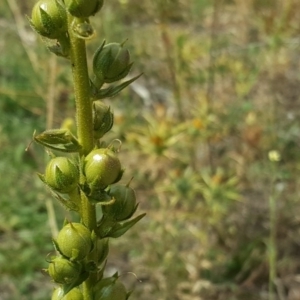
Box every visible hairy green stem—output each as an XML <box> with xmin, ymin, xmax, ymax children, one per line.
<box><xmin>67</xmin><ymin>14</ymin><xmax>97</xmax><ymax>299</ymax></box>
<box><xmin>68</xmin><ymin>15</ymin><xmax>96</xmax><ymax>227</ymax></box>
<box><xmin>68</xmin><ymin>17</ymin><xmax>94</xmax><ymax>156</ymax></box>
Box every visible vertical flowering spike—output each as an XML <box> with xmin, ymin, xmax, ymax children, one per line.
<box><xmin>29</xmin><ymin>0</ymin><xmax>143</xmax><ymax>297</ymax></box>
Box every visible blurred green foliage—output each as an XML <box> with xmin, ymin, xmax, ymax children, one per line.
<box><xmin>1</xmin><ymin>0</ymin><xmax>300</xmax><ymax>299</ymax></box>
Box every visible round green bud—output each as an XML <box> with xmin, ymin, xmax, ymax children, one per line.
<box><xmin>103</xmin><ymin>185</ymin><xmax>137</xmax><ymax>221</ymax></box>
<box><xmin>93</xmin><ymin>43</ymin><xmax>132</xmax><ymax>83</ymax></box>
<box><xmin>56</xmin><ymin>223</ymin><xmax>92</xmax><ymax>261</ymax></box>
<box><xmin>48</xmin><ymin>256</ymin><xmax>81</xmax><ymax>284</ymax></box>
<box><xmin>84</xmin><ymin>149</ymin><xmax>122</xmax><ymax>190</ymax></box>
<box><xmin>45</xmin><ymin>157</ymin><xmax>79</xmax><ymax>193</ymax></box>
<box><xmin>52</xmin><ymin>287</ymin><xmax>83</xmax><ymax>300</ymax></box>
<box><xmin>31</xmin><ymin>0</ymin><xmax>67</xmax><ymax>39</ymax></box>
<box><xmin>93</xmin><ymin>101</ymin><xmax>114</xmax><ymax>139</ymax></box>
<box><xmin>65</xmin><ymin>0</ymin><xmax>103</xmax><ymax>18</ymax></box>
<box><xmin>94</xmin><ymin>277</ymin><xmax>127</xmax><ymax>300</ymax></box>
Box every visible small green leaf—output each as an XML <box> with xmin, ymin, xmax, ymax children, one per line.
<box><xmin>48</xmin><ymin>43</ymin><xmax>70</xmax><ymax>59</ymax></box>
<box><xmin>37</xmin><ymin>172</ymin><xmax>46</xmax><ymax>184</ymax></box>
<box><xmin>97</xmin><ymin>260</ymin><xmax>107</xmax><ymax>280</ymax></box>
<box><xmin>91</xmin><ymin>73</ymin><xmax>143</xmax><ymax>100</ymax></box>
<box><xmin>92</xmin><ymin>85</ymin><xmax>115</xmax><ymax>99</ymax></box>
<box><xmin>95</xmin><ymin>238</ymin><xmax>109</xmax><ymax>265</ymax></box>
<box><xmin>34</xmin><ymin>129</ymin><xmax>82</xmax><ymax>153</ymax></box>
<box><xmin>62</xmin><ymin>270</ymin><xmax>89</xmax><ymax>295</ymax></box>
<box><xmin>96</xmin><ymin>216</ymin><xmax>116</xmax><ymax>238</ymax></box>
<box><xmin>53</xmin><ymin>192</ymin><xmax>80</xmax><ymax>212</ymax></box>
<box><xmin>98</xmin><ymin>213</ymin><xmax>146</xmax><ymax>238</ymax></box>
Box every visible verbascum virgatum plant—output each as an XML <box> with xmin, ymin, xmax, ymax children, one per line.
<box><xmin>28</xmin><ymin>0</ymin><xmax>144</xmax><ymax>299</ymax></box>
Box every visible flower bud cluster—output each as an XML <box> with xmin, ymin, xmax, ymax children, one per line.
<box><xmin>37</xmin><ymin>94</ymin><xmax>141</xmax><ymax>300</ymax></box>
<box><xmin>30</xmin><ymin>0</ymin><xmax>67</xmax><ymax>39</ymax></box>
<box><xmin>30</xmin><ymin>0</ymin><xmax>104</xmax><ymax>42</ymax></box>
<box><xmin>40</xmin><ymin>141</ymin><xmax>142</xmax><ymax>298</ymax></box>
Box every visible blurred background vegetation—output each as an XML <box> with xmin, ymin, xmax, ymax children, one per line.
<box><xmin>1</xmin><ymin>0</ymin><xmax>300</xmax><ymax>299</ymax></box>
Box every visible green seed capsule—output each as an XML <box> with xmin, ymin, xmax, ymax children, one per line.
<box><xmin>48</xmin><ymin>256</ymin><xmax>81</xmax><ymax>284</ymax></box>
<box><xmin>103</xmin><ymin>185</ymin><xmax>137</xmax><ymax>221</ymax></box>
<box><xmin>65</xmin><ymin>0</ymin><xmax>103</xmax><ymax>18</ymax></box>
<box><xmin>93</xmin><ymin>277</ymin><xmax>127</xmax><ymax>300</ymax></box>
<box><xmin>93</xmin><ymin>43</ymin><xmax>132</xmax><ymax>83</ymax></box>
<box><xmin>30</xmin><ymin>0</ymin><xmax>67</xmax><ymax>39</ymax></box>
<box><xmin>84</xmin><ymin>149</ymin><xmax>122</xmax><ymax>190</ymax></box>
<box><xmin>52</xmin><ymin>287</ymin><xmax>83</xmax><ymax>300</ymax></box>
<box><xmin>56</xmin><ymin>223</ymin><xmax>92</xmax><ymax>261</ymax></box>
<box><xmin>44</xmin><ymin>157</ymin><xmax>79</xmax><ymax>193</ymax></box>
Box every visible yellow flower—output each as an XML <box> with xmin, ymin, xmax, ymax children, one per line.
<box><xmin>268</xmin><ymin>150</ymin><xmax>281</xmax><ymax>162</ymax></box>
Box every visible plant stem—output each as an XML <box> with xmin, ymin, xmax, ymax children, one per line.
<box><xmin>68</xmin><ymin>17</ymin><xmax>94</xmax><ymax>157</ymax></box>
<box><xmin>67</xmin><ymin>15</ymin><xmax>97</xmax><ymax>300</ymax></box>
<box><xmin>268</xmin><ymin>162</ymin><xmax>278</xmax><ymax>300</ymax></box>
<box><xmin>67</xmin><ymin>15</ymin><xmax>96</xmax><ymax>226</ymax></box>
<box><xmin>268</xmin><ymin>194</ymin><xmax>276</xmax><ymax>300</ymax></box>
